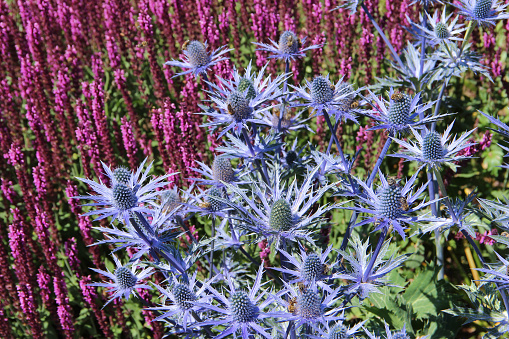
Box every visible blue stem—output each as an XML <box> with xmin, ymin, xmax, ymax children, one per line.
<box><xmin>367</xmin><ymin>138</ymin><xmax>392</xmax><ymax>186</ymax></box>
<box><xmin>241</xmin><ymin>127</ymin><xmax>270</xmax><ymax>185</ymax></box>
<box><xmin>363</xmin><ymin>227</ymin><xmax>388</xmax><ymax>282</ymax></box>
<box><xmin>418</xmin><ymin>5</ymin><xmax>428</xmax><ymax>81</ymax></box>
<box><xmin>323</xmin><ymin>111</ymin><xmax>348</xmax><ymax>170</ymax></box>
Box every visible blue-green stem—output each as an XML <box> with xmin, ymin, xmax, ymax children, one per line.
<box><xmin>278</xmin><ymin>60</ymin><xmax>291</xmax><ymax>132</ymax></box>
<box><xmin>361</xmin><ymin>3</ymin><xmax>405</xmax><ymax>71</ymax></box>
<box><xmin>367</xmin><ymin>138</ymin><xmax>392</xmax><ymax>186</ymax></box>
<box><xmin>363</xmin><ymin>227</ymin><xmax>388</xmax><ymax>282</ymax></box>
<box><xmin>418</xmin><ymin>5</ymin><xmax>428</xmax><ymax>79</ymax></box>
<box><xmin>323</xmin><ymin>111</ymin><xmax>348</xmax><ymax>171</ymax></box>
<box><xmin>427</xmin><ymin>170</ymin><xmax>444</xmax><ymax>279</ymax></box>
<box><xmin>241</xmin><ymin>127</ymin><xmax>270</xmax><ymax>185</ymax></box>
<box><xmin>209</xmin><ymin>217</ymin><xmax>215</xmax><ymax>279</ymax></box>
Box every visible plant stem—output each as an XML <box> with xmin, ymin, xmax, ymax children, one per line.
<box><xmin>361</xmin><ymin>3</ymin><xmax>405</xmax><ymax>71</ymax></box>
<box><xmin>431</xmin><ymin>76</ymin><xmax>451</xmax><ymax>131</ymax></box>
<box><xmin>323</xmin><ymin>111</ymin><xmax>347</xmax><ymax>170</ymax></box>
<box><xmin>367</xmin><ymin>138</ymin><xmax>392</xmax><ymax>186</ymax></box>
<box><xmin>241</xmin><ymin>127</ymin><xmax>270</xmax><ymax>184</ymax></box>
<box><xmin>363</xmin><ymin>227</ymin><xmax>388</xmax><ymax>282</ymax></box>
<box><xmin>418</xmin><ymin>4</ymin><xmax>428</xmax><ymax>80</ymax></box>
<box><xmin>209</xmin><ymin>217</ymin><xmax>215</xmax><ymax>279</ymax></box>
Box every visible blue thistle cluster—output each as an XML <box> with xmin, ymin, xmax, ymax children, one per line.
<box><xmin>75</xmin><ymin>1</ymin><xmax>509</xmax><ymax>336</ymax></box>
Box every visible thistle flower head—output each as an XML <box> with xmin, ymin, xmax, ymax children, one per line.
<box><xmin>434</xmin><ymin>22</ymin><xmax>450</xmax><ymax>39</ymax></box>
<box><xmin>291</xmin><ymin>75</ymin><xmax>361</xmax><ymax>123</ymax></box>
<box><xmin>390</xmin><ymin>122</ymin><xmax>476</xmax><ymax>169</ymax></box>
<box><xmin>377</xmin><ymin>184</ymin><xmax>403</xmax><ymax>220</ymax></box>
<box><xmin>269</xmin><ymin>198</ymin><xmax>293</xmax><ymax>231</ymax></box>
<box><xmin>387</xmin><ymin>92</ymin><xmax>411</xmax><ymax>125</ymax></box>
<box><xmin>302</xmin><ymin>253</ymin><xmax>323</xmax><ymax>281</ymax></box>
<box><xmin>165</xmin><ymin>41</ymin><xmax>231</xmax><ymax>78</ymax></box>
<box><xmin>88</xmin><ymin>255</ymin><xmax>153</xmax><ymax>308</ymax></box>
<box><xmin>297</xmin><ymin>289</ymin><xmax>322</xmax><ymax>319</ymax></box>
<box><xmin>238</xmin><ymin>77</ymin><xmax>256</xmax><ymax>100</ymax></box>
<box><xmin>212</xmin><ymin>156</ymin><xmax>235</xmax><ymax>184</ymax></box>
<box><xmin>328</xmin><ymin>324</ymin><xmax>349</xmax><ymax>339</ymax></box>
<box><xmin>115</xmin><ymin>266</ymin><xmax>137</xmax><ymax>290</ymax></box>
<box><xmin>453</xmin><ymin>0</ymin><xmax>509</xmax><ymax>27</ymax></box>
<box><xmin>206</xmin><ymin>187</ymin><xmax>225</xmax><ymax>212</ymax></box>
<box><xmin>279</xmin><ymin>31</ymin><xmax>300</xmax><ymax>54</ymax></box>
<box><xmin>112</xmin><ymin>167</ymin><xmax>132</xmax><ymax>185</ymax></box>
<box><xmin>311</xmin><ymin>76</ymin><xmax>335</xmax><ymax>104</ymax></box>
<box><xmin>422</xmin><ymin>131</ymin><xmax>444</xmax><ymax>161</ymax></box>
<box><xmin>75</xmin><ymin>159</ymin><xmax>174</xmax><ymax>224</ymax></box>
<box><xmin>185</xmin><ymin>40</ymin><xmax>210</xmax><ymax>67</ymax></box>
<box><xmin>227</xmin><ymin>91</ymin><xmax>253</xmax><ymax>122</ymax></box>
<box><xmin>229</xmin><ymin>291</ymin><xmax>259</xmax><ymax>323</ymax></box>
<box><xmin>365</xmin><ymin>88</ymin><xmax>437</xmax><ymax>136</ymax></box>
<box><xmin>173</xmin><ymin>283</ymin><xmax>196</xmax><ymax>310</ymax></box>
<box><xmin>112</xmin><ymin>184</ymin><xmax>138</xmax><ymax>211</ymax></box>
<box><xmin>345</xmin><ymin>171</ymin><xmax>435</xmax><ymax>239</ymax></box>
<box><xmin>474</xmin><ymin>0</ymin><xmax>493</xmax><ymax>18</ymax></box>
<box><xmin>254</xmin><ymin>30</ymin><xmax>322</xmax><ymax>61</ymax></box>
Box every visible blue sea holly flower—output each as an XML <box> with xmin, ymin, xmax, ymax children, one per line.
<box><xmin>363</xmin><ymin>323</ymin><xmax>421</xmax><ymax>339</ymax></box>
<box><xmin>222</xmin><ymin>165</ymin><xmax>337</xmax><ymax>248</ymax></box>
<box><xmin>148</xmin><ymin>272</ymin><xmax>213</xmax><ymax>331</ymax></box>
<box><xmin>194</xmin><ymin>265</ymin><xmax>282</xmax><ymax>338</ymax></box>
<box><xmin>274</xmin><ymin>282</ymin><xmax>343</xmax><ymax>331</ymax></box>
<box><xmin>164</xmin><ymin>40</ymin><xmax>232</xmax><ymax>78</ymax></box>
<box><xmin>190</xmin><ymin>156</ymin><xmax>247</xmax><ymax>188</ymax></box>
<box><xmin>88</xmin><ymin>255</ymin><xmax>153</xmax><ymax>308</ymax></box>
<box><xmin>453</xmin><ymin>0</ymin><xmax>509</xmax><ymax>27</ymax></box>
<box><xmin>363</xmin><ymin>88</ymin><xmax>437</xmax><ymax>136</ymax></box>
<box><xmin>291</xmin><ymin>75</ymin><xmax>361</xmax><ymax>123</ymax></box>
<box><xmin>201</xmin><ymin>70</ymin><xmax>289</xmax><ymax>138</ymax></box>
<box><xmin>215</xmin><ymin>132</ymin><xmax>283</xmax><ymax>165</ymax></box>
<box><xmin>345</xmin><ymin>171</ymin><xmax>436</xmax><ymax>239</ymax></box>
<box><xmin>429</xmin><ymin>41</ymin><xmax>491</xmax><ymax>81</ymax></box>
<box><xmin>335</xmin><ymin>235</ymin><xmax>407</xmax><ymax>300</ymax></box>
<box><xmin>389</xmin><ymin>122</ymin><xmax>476</xmax><ymax>170</ymax></box>
<box><xmin>74</xmin><ymin>159</ymin><xmax>175</xmax><ymax>224</ymax></box>
<box><xmin>272</xmin><ymin>244</ymin><xmax>337</xmax><ymax>291</ymax></box>
<box><xmin>258</xmin><ymin>102</ymin><xmax>313</xmax><ymax>133</ymax></box>
<box><xmin>310</xmin><ymin>316</ymin><xmax>367</xmax><ymax>339</ymax></box>
<box><xmin>206</xmin><ymin>61</ymin><xmax>288</xmax><ymax>103</ymax></box>
<box><xmin>183</xmin><ymin>186</ymin><xmax>231</xmax><ymax>219</ymax></box>
<box><xmin>254</xmin><ymin>30</ymin><xmax>322</xmax><ymax>62</ymax></box>
<box><xmin>415</xmin><ymin>8</ymin><xmax>465</xmax><ymax>45</ymax></box>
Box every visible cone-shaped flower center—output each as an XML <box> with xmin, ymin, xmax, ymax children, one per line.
<box><xmin>115</xmin><ymin>266</ymin><xmax>137</xmax><ymax>289</ymax></box>
<box><xmin>173</xmin><ymin>284</ymin><xmax>196</xmax><ymax>310</ymax></box>
<box><xmin>229</xmin><ymin>291</ymin><xmax>258</xmax><ymax>323</ymax></box>
<box><xmin>186</xmin><ymin>41</ymin><xmax>210</xmax><ymax>67</ymax></box>
<box><xmin>238</xmin><ymin>77</ymin><xmax>256</xmax><ymax>100</ymax></box>
<box><xmin>269</xmin><ymin>199</ymin><xmax>293</xmax><ymax>231</ymax></box>
<box><xmin>311</xmin><ymin>76</ymin><xmax>334</xmax><ymax>104</ymax></box>
<box><xmin>206</xmin><ymin>187</ymin><xmax>224</xmax><ymax>212</ymax></box>
<box><xmin>279</xmin><ymin>31</ymin><xmax>299</xmax><ymax>54</ymax></box>
<box><xmin>112</xmin><ymin>183</ymin><xmax>138</xmax><ymax>211</ymax></box>
<box><xmin>422</xmin><ymin>131</ymin><xmax>443</xmax><ymax>161</ymax></box>
<box><xmin>388</xmin><ymin>92</ymin><xmax>411</xmax><ymax>125</ymax></box>
<box><xmin>434</xmin><ymin>22</ymin><xmax>450</xmax><ymax>39</ymax></box>
<box><xmin>302</xmin><ymin>253</ymin><xmax>323</xmax><ymax>281</ymax></box>
<box><xmin>286</xmin><ymin>151</ymin><xmax>298</xmax><ymax>166</ymax></box>
<box><xmin>473</xmin><ymin>0</ymin><xmax>492</xmax><ymax>19</ymax></box>
<box><xmin>328</xmin><ymin>324</ymin><xmax>350</xmax><ymax>339</ymax></box>
<box><xmin>227</xmin><ymin>91</ymin><xmax>253</xmax><ymax>122</ymax></box>
<box><xmin>392</xmin><ymin>332</ymin><xmax>410</xmax><ymax>339</ymax></box>
<box><xmin>378</xmin><ymin>185</ymin><xmax>403</xmax><ymax>219</ymax></box>
<box><xmin>297</xmin><ymin>290</ymin><xmax>321</xmax><ymax>319</ymax></box>
<box><xmin>212</xmin><ymin>157</ymin><xmax>235</xmax><ymax>183</ymax></box>
<box><xmin>113</xmin><ymin>167</ymin><xmax>131</xmax><ymax>185</ymax></box>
